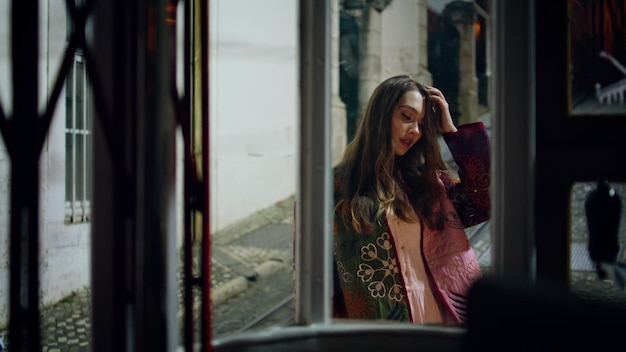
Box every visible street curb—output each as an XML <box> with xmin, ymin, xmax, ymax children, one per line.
<box><xmin>256</xmin><ymin>260</ymin><xmax>288</xmax><ymax>278</ymax></box>
<box><xmin>212</xmin><ymin>276</ymin><xmax>249</xmax><ymax>306</ymax></box>
<box><xmin>211</xmin><ymin>260</ymin><xmax>290</xmax><ymax>306</ymax></box>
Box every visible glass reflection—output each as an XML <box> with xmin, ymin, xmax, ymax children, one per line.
<box><xmin>569</xmin><ymin>0</ymin><xmax>626</xmax><ymax>115</ymax></box>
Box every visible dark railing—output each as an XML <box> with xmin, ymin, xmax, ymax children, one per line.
<box><xmin>3</xmin><ymin>0</ymin><xmax>210</xmax><ymax>351</ymax></box>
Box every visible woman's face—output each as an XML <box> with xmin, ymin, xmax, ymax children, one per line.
<box><xmin>390</xmin><ymin>89</ymin><xmax>426</xmax><ymax>156</ymax></box>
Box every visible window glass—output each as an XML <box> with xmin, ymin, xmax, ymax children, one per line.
<box><xmin>569</xmin><ymin>181</ymin><xmax>626</xmax><ymax>302</ymax></box>
<box><xmin>330</xmin><ymin>0</ymin><xmax>492</xmax><ymax>326</ymax></box>
<box><xmin>210</xmin><ymin>0</ymin><xmax>495</xmax><ymax>339</ymax></box>
<box><xmin>209</xmin><ymin>0</ymin><xmax>298</xmax><ymax>339</ymax></box>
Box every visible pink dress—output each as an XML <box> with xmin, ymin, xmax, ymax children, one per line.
<box><xmin>387</xmin><ymin>201</ymin><xmax>456</xmax><ymax>324</ymax></box>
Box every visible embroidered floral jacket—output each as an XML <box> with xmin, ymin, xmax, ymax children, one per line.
<box><xmin>332</xmin><ymin>122</ymin><xmax>490</xmax><ymax>324</ymax></box>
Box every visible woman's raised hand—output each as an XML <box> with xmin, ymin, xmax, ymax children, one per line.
<box><xmin>427</xmin><ymin>86</ymin><xmax>457</xmax><ymax>133</ymax></box>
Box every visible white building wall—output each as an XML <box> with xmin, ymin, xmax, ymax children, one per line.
<box><xmin>0</xmin><ymin>0</ymin><xmax>92</xmax><ymax>327</ymax></box>
<box><xmin>0</xmin><ymin>0</ymin><xmax>10</xmax><ymax>327</ymax></box>
<box><xmin>39</xmin><ymin>0</ymin><xmax>92</xmax><ymax>310</ymax></box>
<box><xmin>209</xmin><ymin>0</ymin><xmax>298</xmax><ymax>232</ymax></box>
<box><xmin>381</xmin><ymin>0</ymin><xmax>420</xmax><ymax>79</ymax></box>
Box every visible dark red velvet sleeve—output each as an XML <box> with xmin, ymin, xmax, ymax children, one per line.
<box><xmin>441</xmin><ymin>121</ymin><xmax>491</xmax><ymax>227</ymax></box>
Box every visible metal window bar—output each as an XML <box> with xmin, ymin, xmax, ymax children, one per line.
<box><xmin>5</xmin><ymin>0</ymin><xmax>205</xmax><ymax>350</ymax></box>
<box><xmin>76</xmin><ymin>57</ymin><xmax>85</xmax><ymax>219</ymax></box>
<box><xmin>65</xmin><ymin>56</ymin><xmax>76</xmax><ymax>222</ymax></box>
<box><xmin>70</xmin><ymin>55</ymin><xmax>78</xmax><ymax>222</ymax></box>
<box><xmin>199</xmin><ymin>0</ymin><xmax>211</xmax><ymax>348</ymax></box>
<box><xmin>70</xmin><ymin>55</ymin><xmax>76</xmax><ymax>222</ymax></box>
<box><xmin>84</xmin><ymin>73</ymin><xmax>92</xmax><ymax>222</ymax></box>
<box><xmin>79</xmin><ymin>56</ymin><xmax>91</xmax><ymax>222</ymax></box>
<box><xmin>7</xmin><ymin>0</ymin><xmax>44</xmax><ymax>350</ymax></box>
<box><xmin>176</xmin><ymin>1</ymin><xmax>212</xmax><ymax>349</ymax></box>
<box><xmin>65</xmin><ymin>53</ymin><xmax>91</xmax><ymax>223</ymax></box>
<box><xmin>4</xmin><ymin>0</ymin><xmax>101</xmax><ymax>349</ymax></box>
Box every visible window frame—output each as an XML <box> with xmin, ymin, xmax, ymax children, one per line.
<box><xmin>216</xmin><ymin>1</ymin><xmax>535</xmax><ymax>349</ymax></box>
<box><xmin>296</xmin><ymin>0</ymin><xmax>535</xmax><ymax>325</ymax></box>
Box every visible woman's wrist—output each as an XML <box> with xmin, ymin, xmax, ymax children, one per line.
<box><xmin>441</xmin><ymin>125</ymin><xmax>458</xmax><ymax>134</ymax></box>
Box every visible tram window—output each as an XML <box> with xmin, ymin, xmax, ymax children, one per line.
<box><xmin>208</xmin><ymin>0</ymin><xmax>299</xmax><ymax>338</ymax></box>
<box><xmin>210</xmin><ymin>0</ymin><xmax>495</xmax><ymax>340</ymax></box>
<box><xmin>327</xmin><ymin>0</ymin><xmax>493</xmax><ymax>325</ymax></box>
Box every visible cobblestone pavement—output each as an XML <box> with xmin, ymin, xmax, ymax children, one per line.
<box><xmin>35</xmin><ymin>196</ymin><xmax>296</xmax><ymax>351</ymax></box>
<box><xmin>5</xmin><ymin>178</ymin><xmax>626</xmax><ymax>351</ymax></box>
<box><xmin>39</xmin><ymin>290</ymin><xmax>92</xmax><ymax>352</ymax></box>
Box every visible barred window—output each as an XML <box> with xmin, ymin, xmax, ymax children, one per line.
<box><xmin>65</xmin><ymin>52</ymin><xmax>92</xmax><ymax>223</ymax></box>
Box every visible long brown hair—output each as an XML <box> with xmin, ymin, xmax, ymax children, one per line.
<box><xmin>335</xmin><ymin>75</ymin><xmax>449</xmax><ymax>233</ymax></box>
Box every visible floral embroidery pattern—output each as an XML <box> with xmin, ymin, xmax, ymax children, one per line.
<box><xmin>334</xmin><ymin>241</ymin><xmax>356</xmax><ymax>283</ymax></box>
<box><xmin>336</xmin><ymin>260</ymin><xmax>354</xmax><ymax>283</ymax></box>
<box><xmin>344</xmin><ymin>290</ymin><xmax>375</xmax><ymax>319</ymax></box>
<box><xmin>356</xmin><ymin>232</ymin><xmax>404</xmax><ymax>302</ymax></box>
<box><xmin>445</xmin><ymin>153</ymin><xmax>490</xmax><ymax>227</ymax></box>
<box><xmin>456</xmin><ymin>154</ymin><xmax>490</xmax><ymax>209</ymax></box>
<box><xmin>434</xmin><ymin>211</ymin><xmax>465</xmax><ymax>229</ymax></box>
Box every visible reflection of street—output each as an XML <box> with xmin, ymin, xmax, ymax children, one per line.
<box><xmin>574</xmin><ymin>51</ymin><xmax>626</xmax><ymax>115</ymax></box>
<box><xmin>570</xmin><ymin>0</ymin><xmax>626</xmax><ymax>113</ymax></box>
<box><xmin>572</xmin><ymin>95</ymin><xmax>626</xmax><ymax>115</ymax></box>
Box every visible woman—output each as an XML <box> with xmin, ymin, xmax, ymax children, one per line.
<box><xmin>332</xmin><ymin>74</ymin><xmax>490</xmax><ymax>325</ymax></box>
